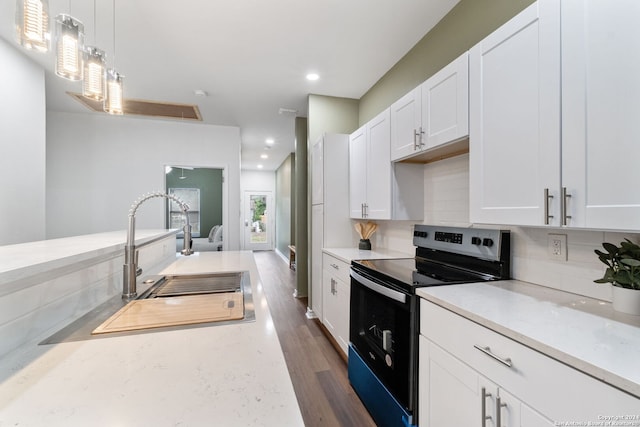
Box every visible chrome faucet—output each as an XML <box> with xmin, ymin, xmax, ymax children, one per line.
<box><xmin>123</xmin><ymin>191</ymin><xmax>193</xmax><ymax>300</ymax></box>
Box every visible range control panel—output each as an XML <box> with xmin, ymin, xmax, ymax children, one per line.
<box><xmin>412</xmin><ymin>225</ymin><xmax>509</xmax><ymax>261</ymax></box>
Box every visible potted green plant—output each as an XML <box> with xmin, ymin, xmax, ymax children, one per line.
<box><xmin>594</xmin><ymin>239</ymin><xmax>640</xmax><ymax>315</ymax></box>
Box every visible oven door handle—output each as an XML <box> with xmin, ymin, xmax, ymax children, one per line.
<box><xmin>350</xmin><ymin>270</ymin><xmax>407</xmax><ymax>303</ymax></box>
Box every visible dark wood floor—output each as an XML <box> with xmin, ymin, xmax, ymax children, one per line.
<box><xmin>253</xmin><ymin>250</ymin><xmax>376</xmax><ymax>427</ymax></box>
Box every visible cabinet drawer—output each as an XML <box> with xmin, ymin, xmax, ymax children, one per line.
<box><xmin>322</xmin><ymin>253</ymin><xmax>350</xmax><ymax>284</ymax></box>
<box><xmin>420</xmin><ymin>299</ymin><xmax>639</xmax><ymax>421</ymax></box>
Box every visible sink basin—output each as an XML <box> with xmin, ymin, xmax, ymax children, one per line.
<box><xmin>40</xmin><ymin>271</ymin><xmax>255</xmax><ymax>344</ymax></box>
<box><xmin>137</xmin><ymin>272</ymin><xmax>243</xmax><ymax>299</ymax></box>
<box><xmin>92</xmin><ymin>272</ymin><xmax>251</xmax><ymax>335</ymax></box>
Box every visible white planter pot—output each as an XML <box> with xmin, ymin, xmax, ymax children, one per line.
<box><xmin>612</xmin><ymin>285</ymin><xmax>640</xmax><ymax>316</ymax></box>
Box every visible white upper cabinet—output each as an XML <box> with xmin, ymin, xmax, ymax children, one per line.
<box><xmin>365</xmin><ymin>109</ymin><xmax>393</xmax><ymax>219</ymax></box>
<box><xmin>469</xmin><ymin>0</ymin><xmax>561</xmax><ymax>226</ymax></box>
<box><xmin>349</xmin><ymin>124</ymin><xmax>370</xmax><ymax>218</ymax></box>
<box><xmin>390</xmin><ymin>87</ymin><xmax>422</xmax><ymax>161</ymax></box>
<box><xmin>421</xmin><ymin>52</ymin><xmax>469</xmax><ymax>150</ymax></box>
<box><xmin>391</xmin><ymin>52</ymin><xmax>469</xmax><ymax>162</ymax></box>
<box><xmin>470</xmin><ymin>0</ymin><xmax>640</xmax><ymax>231</ymax></box>
<box><xmin>561</xmin><ymin>0</ymin><xmax>640</xmax><ymax>230</ymax></box>
<box><xmin>349</xmin><ymin>109</ymin><xmax>423</xmax><ymax>220</ymax></box>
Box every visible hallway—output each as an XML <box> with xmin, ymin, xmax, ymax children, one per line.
<box><xmin>253</xmin><ymin>250</ymin><xmax>375</xmax><ymax>427</ymax></box>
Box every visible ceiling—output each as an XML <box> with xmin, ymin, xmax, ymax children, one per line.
<box><xmin>0</xmin><ymin>0</ymin><xmax>460</xmax><ymax>170</ymax></box>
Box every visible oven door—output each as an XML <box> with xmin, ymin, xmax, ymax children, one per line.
<box><xmin>349</xmin><ymin>267</ymin><xmax>417</xmax><ymax>412</ymax></box>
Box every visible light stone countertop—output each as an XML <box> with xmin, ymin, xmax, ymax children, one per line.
<box><xmin>0</xmin><ymin>229</ymin><xmax>178</xmax><ymax>287</ymax></box>
<box><xmin>323</xmin><ymin>247</ymin><xmax>413</xmax><ymax>263</ymax></box>
<box><xmin>417</xmin><ymin>280</ymin><xmax>640</xmax><ymax>399</ymax></box>
<box><xmin>0</xmin><ymin>251</ymin><xmax>304</xmax><ymax>426</ymax></box>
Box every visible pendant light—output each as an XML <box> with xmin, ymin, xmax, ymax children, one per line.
<box><xmin>104</xmin><ymin>0</ymin><xmax>123</xmax><ymax>115</ymax></box>
<box><xmin>15</xmin><ymin>0</ymin><xmax>50</xmax><ymax>52</ymax></box>
<box><xmin>83</xmin><ymin>47</ymin><xmax>106</xmax><ymax>100</ymax></box>
<box><xmin>104</xmin><ymin>68</ymin><xmax>123</xmax><ymax>114</ymax></box>
<box><xmin>55</xmin><ymin>13</ymin><xmax>84</xmax><ymax>81</ymax></box>
<box><xmin>82</xmin><ymin>0</ymin><xmax>105</xmax><ymax>101</ymax></box>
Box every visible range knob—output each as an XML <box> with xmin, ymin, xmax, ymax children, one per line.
<box><xmin>471</xmin><ymin>237</ymin><xmax>482</xmax><ymax>245</ymax></box>
<box><xmin>482</xmin><ymin>238</ymin><xmax>494</xmax><ymax>247</ymax></box>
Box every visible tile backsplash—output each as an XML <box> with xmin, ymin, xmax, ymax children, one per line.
<box><xmin>371</xmin><ymin>153</ymin><xmax>639</xmax><ymax>301</ymax></box>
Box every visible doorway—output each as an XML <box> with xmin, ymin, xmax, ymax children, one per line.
<box><xmin>243</xmin><ymin>191</ymin><xmax>273</xmax><ymax>250</ymax></box>
<box><xmin>165</xmin><ymin>166</ymin><xmax>225</xmax><ymax>248</ymax></box>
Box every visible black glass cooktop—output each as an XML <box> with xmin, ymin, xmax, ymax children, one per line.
<box><xmin>351</xmin><ymin>257</ymin><xmax>493</xmax><ymax>294</ymax></box>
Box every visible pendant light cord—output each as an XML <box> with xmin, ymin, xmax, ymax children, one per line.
<box><xmin>112</xmin><ymin>0</ymin><xmax>116</xmax><ymax>67</ymax></box>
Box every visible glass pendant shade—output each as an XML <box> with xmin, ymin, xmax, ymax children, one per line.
<box><xmin>83</xmin><ymin>47</ymin><xmax>106</xmax><ymax>101</ymax></box>
<box><xmin>16</xmin><ymin>0</ymin><xmax>50</xmax><ymax>52</ymax></box>
<box><xmin>55</xmin><ymin>14</ymin><xmax>84</xmax><ymax>81</ymax></box>
<box><xmin>104</xmin><ymin>68</ymin><xmax>124</xmax><ymax>115</ymax></box>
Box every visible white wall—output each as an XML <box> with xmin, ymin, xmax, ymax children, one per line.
<box><xmin>371</xmin><ymin>154</ymin><xmax>639</xmax><ymax>302</ymax></box>
<box><xmin>241</xmin><ymin>170</ymin><xmax>276</xmax><ymax>193</ymax></box>
<box><xmin>0</xmin><ymin>38</ymin><xmax>46</xmax><ymax>245</ymax></box>
<box><xmin>46</xmin><ymin>112</ymin><xmax>243</xmax><ymax>250</ymax></box>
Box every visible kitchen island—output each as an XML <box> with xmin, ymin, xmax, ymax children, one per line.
<box><xmin>0</xmin><ymin>250</ymin><xmax>304</xmax><ymax>426</ymax></box>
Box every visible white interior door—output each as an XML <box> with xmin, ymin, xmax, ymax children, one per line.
<box><xmin>243</xmin><ymin>191</ymin><xmax>273</xmax><ymax>251</ymax></box>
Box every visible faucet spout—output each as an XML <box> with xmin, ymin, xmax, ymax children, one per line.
<box><xmin>123</xmin><ymin>191</ymin><xmax>193</xmax><ymax>300</ymax></box>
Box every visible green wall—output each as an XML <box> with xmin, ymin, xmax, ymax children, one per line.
<box><xmin>276</xmin><ymin>154</ymin><xmax>294</xmax><ymax>256</ymax></box>
<box><xmin>308</xmin><ymin>94</ymin><xmax>360</xmax><ymax>146</ymax></box>
<box><xmin>294</xmin><ymin>117</ymin><xmax>309</xmax><ymax>298</ymax></box>
<box><xmin>165</xmin><ymin>167</ymin><xmax>223</xmax><ymax>237</ymax></box>
<box><xmin>359</xmin><ymin>0</ymin><xmax>535</xmax><ymax>124</ymax></box>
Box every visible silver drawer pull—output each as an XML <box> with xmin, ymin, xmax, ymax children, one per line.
<box><xmin>474</xmin><ymin>344</ymin><xmax>513</xmax><ymax>368</ymax></box>
<box><xmin>330</xmin><ymin>263</ymin><xmax>339</xmax><ymax>270</ymax></box>
<box><xmin>481</xmin><ymin>387</ymin><xmax>492</xmax><ymax>427</ymax></box>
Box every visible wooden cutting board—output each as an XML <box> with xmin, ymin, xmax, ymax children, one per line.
<box><xmin>92</xmin><ymin>292</ymin><xmax>244</xmax><ymax>334</ymax></box>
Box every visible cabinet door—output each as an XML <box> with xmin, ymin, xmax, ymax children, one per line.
<box><xmin>334</xmin><ymin>275</ymin><xmax>350</xmax><ymax>355</ymax></box>
<box><xmin>469</xmin><ymin>0</ymin><xmax>561</xmax><ymax>226</ymax></box>
<box><xmin>561</xmin><ymin>0</ymin><xmax>640</xmax><ymax>230</ymax></box>
<box><xmin>322</xmin><ymin>271</ymin><xmax>338</xmax><ymax>338</ymax></box>
<box><xmin>520</xmin><ymin>404</ymin><xmax>555</xmax><ymax>427</ymax></box>
<box><xmin>390</xmin><ymin>87</ymin><xmax>422</xmax><ymax>161</ymax></box>
<box><xmin>422</xmin><ymin>52</ymin><xmax>469</xmax><ymax>150</ymax></box>
<box><xmin>419</xmin><ymin>337</ymin><xmax>480</xmax><ymax>427</ymax></box>
<box><xmin>311</xmin><ymin>136</ymin><xmax>323</xmax><ymax>205</ymax></box>
<box><xmin>366</xmin><ymin>108</ymin><xmax>392</xmax><ymax>220</ymax></box>
<box><xmin>349</xmin><ymin>125</ymin><xmax>367</xmax><ymax>219</ymax></box>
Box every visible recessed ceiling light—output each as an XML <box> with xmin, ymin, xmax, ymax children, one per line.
<box><xmin>257</xmin><ymin>164</ymin><xmax>264</xmax><ymax>169</ymax></box>
<box><xmin>194</xmin><ymin>89</ymin><xmax>208</xmax><ymax>97</ymax></box>
<box><xmin>306</xmin><ymin>73</ymin><xmax>319</xmax><ymax>81</ymax></box>
<box><xmin>265</xmin><ymin>138</ymin><xmax>275</xmax><ymax>145</ymax></box>
<box><xmin>260</xmin><ymin>154</ymin><xmax>268</xmax><ymax>159</ymax></box>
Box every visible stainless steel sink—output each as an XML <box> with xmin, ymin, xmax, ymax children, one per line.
<box><xmin>137</xmin><ymin>272</ymin><xmax>243</xmax><ymax>299</ymax></box>
<box><xmin>40</xmin><ymin>271</ymin><xmax>255</xmax><ymax>344</ymax></box>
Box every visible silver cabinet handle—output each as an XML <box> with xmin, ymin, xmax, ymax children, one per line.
<box><xmin>544</xmin><ymin>188</ymin><xmax>554</xmax><ymax>225</ymax></box>
<box><xmin>474</xmin><ymin>345</ymin><xmax>513</xmax><ymax>368</ymax></box>
<box><xmin>330</xmin><ymin>263</ymin><xmax>339</xmax><ymax>270</ymax></box>
<box><xmin>413</xmin><ymin>127</ymin><xmax>425</xmax><ymax>150</ymax></box>
<box><xmin>561</xmin><ymin>187</ymin><xmax>572</xmax><ymax>226</ymax></box>
<box><xmin>496</xmin><ymin>396</ymin><xmax>507</xmax><ymax>427</ymax></box>
<box><xmin>330</xmin><ymin>278</ymin><xmax>336</xmax><ymax>295</ymax></box>
<box><xmin>481</xmin><ymin>387</ymin><xmax>492</xmax><ymax>427</ymax></box>
<box><xmin>363</xmin><ymin>203</ymin><xmax>368</xmax><ymax>218</ymax></box>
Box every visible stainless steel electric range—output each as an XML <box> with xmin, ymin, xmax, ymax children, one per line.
<box><xmin>348</xmin><ymin>225</ymin><xmax>511</xmax><ymax>427</ymax></box>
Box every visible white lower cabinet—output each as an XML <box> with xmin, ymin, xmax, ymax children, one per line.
<box><xmin>418</xmin><ymin>299</ymin><xmax>639</xmax><ymax>426</ymax></box>
<box><xmin>322</xmin><ymin>253</ymin><xmax>350</xmax><ymax>355</ymax></box>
